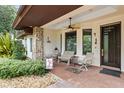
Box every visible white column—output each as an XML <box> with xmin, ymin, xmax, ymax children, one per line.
<box><xmin>92</xmin><ymin>25</ymin><xmax>101</xmax><ymax>66</ymax></box>
<box><xmin>76</xmin><ymin>29</ymin><xmax>82</xmax><ymax>55</ymax></box>
<box><xmin>62</xmin><ymin>31</ymin><xmax>65</xmax><ymax>54</ymax></box>
<box><xmin>121</xmin><ymin>21</ymin><xmax>124</xmax><ymax>72</ymax></box>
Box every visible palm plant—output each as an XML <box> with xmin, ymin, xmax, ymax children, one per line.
<box><xmin>0</xmin><ymin>32</ymin><xmax>11</xmax><ymax>57</ymax></box>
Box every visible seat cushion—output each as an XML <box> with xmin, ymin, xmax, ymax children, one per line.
<box><xmin>58</xmin><ymin>56</ymin><xmax>70</xmax><ymax>61</ymax></box>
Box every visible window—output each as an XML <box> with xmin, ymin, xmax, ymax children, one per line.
<box><xmin>30</xmin><ymin>38</ymin><xmax>32</xmax><ymax>52</ymax></box>
<box><xmin>83</xmin><ymin>29</ymin><xmax>92</xmax><ymax>55</ymax></box>
<box><xmin>25</xmin><ymin>39</ymin><xmax>27</xmax><ymax>49</ymax></box>
<box><xmin>65</xmin><ymin>31</ymin><xmax>76</xmax><ymax>54</ymax></box>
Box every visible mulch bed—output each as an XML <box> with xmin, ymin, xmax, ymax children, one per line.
<box><xmin>0</xmin><ymin>73</ymin><xmax>58</xmax><ymax>88</ymax></box>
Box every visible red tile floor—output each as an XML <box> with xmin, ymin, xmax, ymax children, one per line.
<box><xmin>51</xmin><ymin>62</ymin><xmax>124</xmax><ymax>88</ymax></box>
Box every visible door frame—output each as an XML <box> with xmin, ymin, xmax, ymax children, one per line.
<box><xmin>100</xmin><ymin>21</ymin><xmax>121</xmax><ymax>69</ymax></box>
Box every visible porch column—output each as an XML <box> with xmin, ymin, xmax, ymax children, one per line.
<box><xmin>76</xmin><ymin>28</ymin><xmax>82</xmax><ymax>55</ymax></box>
<box><xmin>32</xmin><ymin>27</ymin><xmax>44</xmax><ymax>60</ymax></box>
<box><xmin>121</xmin><ymin>21</ymin><xmax>124</xmax><ymax>72</ymax></box>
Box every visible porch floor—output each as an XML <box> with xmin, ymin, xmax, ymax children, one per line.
<box><xmin>51</xmin><ymin>62</ymin><xmax>124</xmax><ymax>88</ymax></box>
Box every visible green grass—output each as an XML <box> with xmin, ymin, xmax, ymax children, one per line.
<box><xmin>0</xmin><ymin>58</ymin><xmax>48</xmax><ymax>79</ymax></box>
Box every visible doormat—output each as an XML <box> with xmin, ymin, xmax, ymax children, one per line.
<box><xmin>66</xmin><ymin>67</ymin><xmax>81</xmax><ymax>74</ymax></box>
<box><xmin>100</xmin><ymin>68</ymin><xmax>121</xmax><ymax>77</ymax></box>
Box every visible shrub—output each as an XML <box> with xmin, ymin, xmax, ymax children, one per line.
<box><xmin>11</xmin><ymin>40</ymin><xmax>26</xmax><ymax>60</ymax></box>
<box><xmin>0</xmin><ymin>32</ymin><xmax>12</xmax><ymax>57</ymax></box>
<box><xmin>0</xmin><ymin>58</ymin><xmax>48</xmax><ymax>79</ymax></box>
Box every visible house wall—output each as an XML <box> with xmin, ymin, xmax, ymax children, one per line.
<box><xmin>79</xmin><ymin>14</ymin><xmax>124</xmax><ymax>71</ymax></box>
<box><xmin>43</xmin><ymin>14</ymin><xmax>124</xmax><ymax>71</ymax></box>
<box><xmin>43</xmin><ymin>29</ymin><xmax>60</xmax><ymax>57</ymax></box>
<box><xmin>23</xmin><ymin>35</ymin><xmax>33</xmax><ymax>59</ymax></box>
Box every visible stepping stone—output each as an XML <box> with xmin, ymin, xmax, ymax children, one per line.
<box><xmin>47</xmin><ymin>79</ymin><xmax>78</xmax><ymax>88</ymax></box>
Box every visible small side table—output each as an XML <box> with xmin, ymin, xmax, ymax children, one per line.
<box><xmin>52</xmin><ymin>54</ymin><xmax>58</xmax><ymax>62</ymax></box>
<box><xmin>70</xmin><ymin>56</ymin><xmax>79</xmax><ymax>66</ymax></box>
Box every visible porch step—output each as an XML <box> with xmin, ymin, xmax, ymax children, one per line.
<box><xmin>47</xmin><ymin>79</ymin><xmax>78</xmax><ymax>88</ymax></box>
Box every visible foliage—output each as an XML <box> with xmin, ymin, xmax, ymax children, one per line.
<box><xmin>0</xmin><ymin>32</ymin><xmax>12</xmax><ymax>57</ymax></box>
<box><xmin>83</xmin><ymin>35</ymin><xmax>92</xmax><ymax>54</ymax></box>
<box><xmin>0</xmin><ymin>5</ymin><xmax>17</xmax><ymax>33</ymax></box>
<box><xmin>11</xmin><ymin>40</ymin><xmax>26</xmax><ymax>60</ymax></box>
<box><xmin>66</xmin><ymin>35</ymin><xmax>76</xmax><ymax>53</ymax></box>
<box><xmin>0</xmin><ymin>58</ymin><xmax>48</xmax><ymax>79</ymax></box>
<box><xmin>0</xmin><ymin>5</ymin><xmax>17</xmax><ymax>57</ymax></box>
<box><xmin>0</xmin><ymin>32</ymin><xmax>26</xmax><ymax>59</ymax></box>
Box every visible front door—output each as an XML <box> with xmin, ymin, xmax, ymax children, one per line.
<box><xmin>101</xmin><ymin>22</ymin><xmax>121</xmax><ymax>68</ymax></box>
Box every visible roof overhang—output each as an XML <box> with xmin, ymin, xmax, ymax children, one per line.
<box><xmin>16</xmin><ymin>27</ymin><xmax>33</xmax><ymax>39</ymax></box>
<box><xmin>13</xmin><ymin>5</ymin><xmax>82</xmax><ymax>30</ymax></box>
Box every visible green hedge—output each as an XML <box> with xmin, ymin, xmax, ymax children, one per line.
<box><xmin>0</xmin><ymin>59</ymin><xmax>48</xmax><ymax>79</ymax></box>
<box><xmin>11</xmin><ymin>40</ymin><xmax>26</xmax><ymax>60</ymax></box>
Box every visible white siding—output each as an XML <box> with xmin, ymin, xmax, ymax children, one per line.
<box><xmin>43</xmin><ymin>30</ymin><xmax>59</xmax><ymax>57</ymax></box>
<box><xmin>23</xmin><ymin>35</ymin><xmax>33</xmax><ymax>59</ymax></box>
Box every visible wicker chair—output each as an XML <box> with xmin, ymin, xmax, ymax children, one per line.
<box><xmin>78</xmin><ymin>53</ymin><xmax>93</xmax><ymax>71</ymax></box>
<box><xmin>58</xmin><ymin>51</ymin><xmax>75</xmax><ymax>65</ymax></box>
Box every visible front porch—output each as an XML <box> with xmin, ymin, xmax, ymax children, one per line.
<box><xmin>13</xmin><ymin>5</ymin><xmax>124</xmax><ymax>72</ymax></box>
<box><xmin>51</xmin><ymin>62</ymin><xmax>124</xmax><ymax>88</ymax></box>
<box><xmin>13</xmin><ymin>5</ymin><xmax>124</xmax><ymax>88</ymax></box>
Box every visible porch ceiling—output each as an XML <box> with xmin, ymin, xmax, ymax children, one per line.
<box><xmin>13</xmin><ymin>5</ymin><xmax>82</xmax><ymax>30</ymax></box>
<box><xmin>45</xmin><ymin>5</ymin><xmax>121</xmax><ymax>30</ymax></box>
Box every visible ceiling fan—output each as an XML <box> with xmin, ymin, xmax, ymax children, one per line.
<box><xmin>64</xmin><ymin>17</ymin><xmax>80</xmax><ymax>30</ymax></box>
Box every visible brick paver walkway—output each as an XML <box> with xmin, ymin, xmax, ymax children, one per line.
<box><xmin>50</xmin><ymin>62</ymin><xmax>124</xmax><ymax>88</ymax></box>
